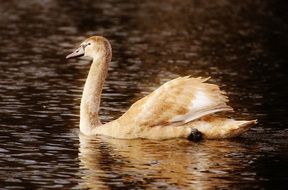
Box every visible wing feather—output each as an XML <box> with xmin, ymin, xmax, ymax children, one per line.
<box><xmin>117</xmin><ymin>76</ymin><xmax>232</xmax><ymax>128</ymax></box>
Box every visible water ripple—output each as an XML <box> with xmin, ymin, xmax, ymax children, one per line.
<box><xmin>0</xmin><ymin>0</ymin><xmax>288</xmax><ymax>189</ymax></box>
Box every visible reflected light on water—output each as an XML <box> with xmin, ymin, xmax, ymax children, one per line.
<box><xmin>78</xmin><ymin>135</ymin><xmax>259</xmax><ymax>189</ymax></box>
<box><xmin>0</xmin><ymin>0</ymin><xmax>288</xmax><ymax>189</ymax></box>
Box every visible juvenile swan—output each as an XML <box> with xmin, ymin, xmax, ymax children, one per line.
<box><xmin>66</xmin><ymin>36</ymin><xmax>257</xmax><ymax>140</ymax></box>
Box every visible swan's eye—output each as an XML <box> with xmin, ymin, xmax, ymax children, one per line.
<box><xmin>88</xmin><ymin>43</ymin><xmax>91</xmax><ymax>45</ymax></box>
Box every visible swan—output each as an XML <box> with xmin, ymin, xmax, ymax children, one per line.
<box><xmin>66</xmin><ymin>36</ymin><xmax>257</xmax><ymax>140</ymax></box>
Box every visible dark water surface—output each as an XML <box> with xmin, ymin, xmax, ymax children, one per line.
<box><xmin>1</xmin><ymin>0</ymin><xmax>288</xmax><ymax>189</ymax></box>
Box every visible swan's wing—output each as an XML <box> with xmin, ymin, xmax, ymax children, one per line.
<box><xmin>117</xmin><ymin>76</ymin><xmax>233</xmax><ymax>127</ymax></box>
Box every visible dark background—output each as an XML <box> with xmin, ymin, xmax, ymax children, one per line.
<box><xmin>0</xmin><ymin>0</ymin><xmax>288</xmax><ymax>189</ymax></box>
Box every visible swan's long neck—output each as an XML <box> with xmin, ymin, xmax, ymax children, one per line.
<box><xmin>80</xmin><ymin>48</ymin><xmax>111</xmax><ymax>135</ymax></box>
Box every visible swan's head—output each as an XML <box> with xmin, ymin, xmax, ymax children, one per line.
<box><xmin>66</xmin><ymin>36</ymin><xmax>111</xmax><ymax>60</ymax></box>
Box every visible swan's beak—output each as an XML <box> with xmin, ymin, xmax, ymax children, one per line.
<box><xmin>66</xmin><ymin>45</ymin><xmax>85</xmax><ymax>59</ymax></box>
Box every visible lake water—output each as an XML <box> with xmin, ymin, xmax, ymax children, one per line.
<box><xmin>0</xmin><ymin>0</ymin><xmax>288</xmax><ymax>189</ymax></box>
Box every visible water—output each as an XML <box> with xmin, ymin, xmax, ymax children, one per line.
<box><xmin>0</xmin><ymin>0</ymin><xmax>288</xmax><ymax>189</ymax></box>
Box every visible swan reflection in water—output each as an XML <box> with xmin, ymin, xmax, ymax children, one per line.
<box><xmin>78</xmin><ymin>134</ymin><xmax>258</xmax><ymax>189</ymax></box>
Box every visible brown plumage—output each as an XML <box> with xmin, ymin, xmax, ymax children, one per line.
<box><xmin>66</xmin><ymin>36</ymin><xmax>257</xmax><ymax>140</ymax></box>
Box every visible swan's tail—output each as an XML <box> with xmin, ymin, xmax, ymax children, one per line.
<box><xmin>186</xmin><ymin>116</ymin><xmax>257</xmax><ymax>139</ymax></box>
<box><xmin>221</xmin><ymin>119</ymin><xmax>257</xmax><ymax>138</ymax></box>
